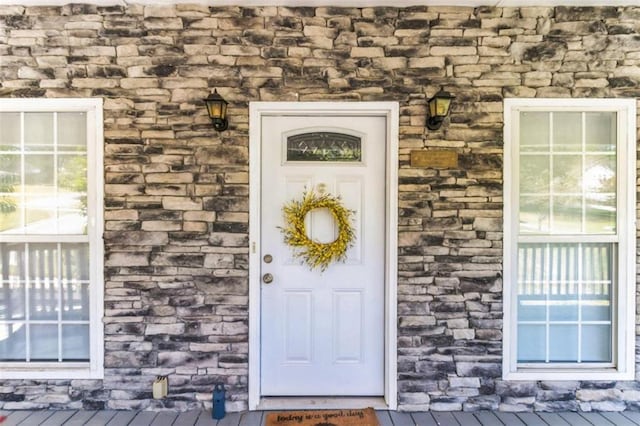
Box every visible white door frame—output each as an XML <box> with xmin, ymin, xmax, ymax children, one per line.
<box><xmin>248</xmin><ymin>102</ymin><xmax>399</xmax><ymax>411</ymax></box>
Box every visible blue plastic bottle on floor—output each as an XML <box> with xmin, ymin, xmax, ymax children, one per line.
<box><xmin>212</xmin><ymin>384</ymin><xmax>226</xmax><ymax>420</ymax></box>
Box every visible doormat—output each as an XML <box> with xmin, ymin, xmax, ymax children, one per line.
<box><xmin>265</xmin><ymin>408</ymin><xmax>380</xmax><ymax>426</ymax></box>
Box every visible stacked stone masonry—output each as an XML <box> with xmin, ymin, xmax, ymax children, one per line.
<box><xmin>0</xmin><ymin>3</ymin><xmax>639</xmax><ymax>412</ymax></box>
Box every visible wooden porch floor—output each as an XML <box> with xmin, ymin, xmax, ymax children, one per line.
<box><xmin>2</xmin><ymin>410</ymin><xmax>640</xmax><ymax>426</ymax></box>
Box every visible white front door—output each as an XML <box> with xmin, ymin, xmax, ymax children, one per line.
<box><xmin>260</xmin><ymin>114</ymin><xmax>386</xmax><ymax>396</ymax></box>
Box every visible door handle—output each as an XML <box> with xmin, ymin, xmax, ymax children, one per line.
<box><xmin>262</xmin><ymin>273</ymin><xmax>274</xmax><ymax>284</ymax></box>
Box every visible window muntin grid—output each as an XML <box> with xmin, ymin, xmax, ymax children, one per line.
<box><xmin>0</xmin><ymin>112</ymin><xmax>88</xmax><ymax>236</ymax></box>
<box><xmin>519</xmin><ymin>112</ymin><xmax>617</xmax><ymax>235</ymax></box>
<box><xmin>0</xmin><ymin>242</ymin><xmax>90</xmax><ymax>362</ymax></box>
<box><xmin>0</xmin><ymin>110</ymin><xmax>91</xmax><ymax>365</ymax></box>
<box><xmin>517</xmin><ymin>243</ymin><xmax>613</xmax><ymax>364</ymax></box>
<box><xmin>516</xmin><ymin>110</ymin><xmax>618</xmax><ymax>367</ymax></box>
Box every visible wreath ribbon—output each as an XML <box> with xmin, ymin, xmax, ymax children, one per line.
<box><xmin>281</xmin><ymin>191</ymin><xmax>355</xmax><ymax>271</ymax></box>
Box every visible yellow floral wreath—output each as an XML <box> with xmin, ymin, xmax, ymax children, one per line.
<box><xmin>281</xmin><ymin>191</ymin><xmax>355</xmax><ymax>271</ymax></box>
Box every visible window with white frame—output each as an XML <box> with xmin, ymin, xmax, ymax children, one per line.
<box><xmin>0</xmin><ymin>99</ymin><xmax>103</xmax><ymax>379</ymax></box>
<box><xmin>503</xmin><ymin>98</ymin><xmax>636</xmax><ymax>381</ymax></box>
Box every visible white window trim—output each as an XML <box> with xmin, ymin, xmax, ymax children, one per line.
<box><xmin>0</xmin><ymin>98</ymin><xmax>104</xmax><ymax>379</ymax></box>
<box><xmin>503</xmin><ymin>98</ymin><xmax>636</xmax><ymax>381</ymax></box>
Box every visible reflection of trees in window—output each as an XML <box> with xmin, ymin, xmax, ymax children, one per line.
<box><xmin>521</xmin><ymin>155</ymin><xmax>614</xmax><ymax>268</ymax></box>
<box><xmin>520</xmin><ymin>157</ymin><xmax>549</xmax><ymax>193</ymax></box>
<box><xmin>584</xmin><ymin>160</ymin><xmax>615</xmax><ymax>194</ymax></box>
<box><xmin>552</xmin><ymin>155</ymin><xmax>582</xmax><ymax>194</ymax></box>
<box><xmin>58</xmin><ymin>156</ymin><xmax>87</xmax><ymax>215</ymax></box>
<box><xmin>0</xmin><ymin>155</ymin><xmax>17</xmax><ymax>214</ymax></box>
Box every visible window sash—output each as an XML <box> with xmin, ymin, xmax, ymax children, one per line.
<box><xmin>0</xmin><ymin>98</ymin><xmax>103</xmax><ymax>379</ymax></box>
<box><xmin>516</xmin><ymin>109</ymin><xmax>617</xmax><ymax>366</ymax></box>
<box><xmin>516</xmin><ymin>242</ymin><xmax>615</xmax><ymax>365</ymax></box>
<box><xmin>0</xmin><ymin>242</ymin><xmax>91</xmax><ymax>363</ymax></box>
<box><xmin>518</xmin><ymin>111</ymin><xmax>617</xmax><ymax>236</ymax></box>
<box><xmin>0</xmin><ymin>111</ymin><xmax>89</xmax><ymax>236</ymax></box>
<box><xmin>503</xmin><ymin>98</ymin><xmax>636</xmax><ymax>381</ymax></box>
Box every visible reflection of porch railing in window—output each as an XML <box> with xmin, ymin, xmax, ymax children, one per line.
<box><xmin>0</xmin><ymin>243</ymin><xmax>90</xmax><ymax>362</ymax></box>
<box><xmin>518</xmin><ymin>243</ymin><xmax>612</xmax><ymax>296</ymax></box>
<box><xmin>517</xmin><ymin>242</ymin><xmax>614</xmax><ymax>363</ymax></box>
<box><xmin>32</xmin><ymin>245</ymin><xmax>57</xmax><ymax>320</ymax></box>
<box><xmin>0</xmin><ymin>243</ymin><xmax>24</xmax><ymax>322</ymax></box>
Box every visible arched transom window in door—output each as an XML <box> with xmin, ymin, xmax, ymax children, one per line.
<box><xmin>285</xmin><ymin>130</ymin><xmax>363</xmax><ymax>163</ymax></box>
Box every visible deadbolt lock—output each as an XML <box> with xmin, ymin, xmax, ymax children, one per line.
<box><xmin>263</xmin><ymin>254</ymin><xmax>273</xmax><ymax>264</ymax></box>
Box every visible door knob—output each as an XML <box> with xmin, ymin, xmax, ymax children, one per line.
<box><xmin>262</xmin><ymin>273</ymin><xmax>274</xmax><ymax>284</ymax></box>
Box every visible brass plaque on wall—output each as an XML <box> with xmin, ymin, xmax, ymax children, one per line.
<box><xmin>410</xmin><ymin>150</ymin><xmax>458</xmax><ymax>168</ymax></box>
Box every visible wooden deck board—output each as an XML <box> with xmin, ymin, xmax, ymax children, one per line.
<box><xmin>64</xmin><ymin>411</ymin><xmax>99</xmax><ymax>426</ymax></box>
<box><xmin>538</xmin><ymin>412</ymin><xmax>572</xmax><ymax>426</ymax></box>
<box><xmin>39</xmin><ymin>411</ymin><xmax>77</xmax><ymax>426</ymax></box>
<box><xmin>431</xmin><ymin>412</ymin><xmax>460</xmax><ymax>426</ymax></box>
<box><xmin>174</xmin><ymin>411</ymin><xmax>201</xmax><ymax>426</ymax></box>
<box><xmin>557</xmin><ymin>412</ymin><xmax>593</xmax><ymax>426</ymax></box>
<box><xmin>16</xmin><ymin>411</ymin><xmax>55</xmax><ymax>425</ymax></box>
<box><xmin>375</xmin><ymin>410</ymin><xmax>394</xmax><ymax>426</ymax></box>
<box><xmin>452</xmin><ymin>412</ymin><xmax>481</xmax><ymax>426</ymax></box>
<box><xmin>84</xmin><ymin>410</ymin><xmax>118</xmax><ymax>426</ymax></box>
<box><xmin>411</xmin><ymin>412</ymin><xmax>438</xmax><ymax>426</ymax></box>
<box><xmin>129</xmin><ymin>411</ymin><xmax>158</xmax><ymax>426</ymax></box>
<box><xmin>494</xmin><ymin>412</ymin><xmax>525</xmax><ymax>425</ymax></box>
<box><xmin>600</xmin><ymin>412</ymin><xmax>637</xmax><ymax>426</ymax></box>
<box><xmin>579</xmin><ymin>412</ymin><xmax>616</xmax><ymax>426</ymax></box>
<box><xmin>194</xmin><ymin>411</ymin><xmax>217</xmax><ymax>426</ymax></box>
<box><xmin>622</xmin><ymin>411</ymin><xmax>640</xmax><ymax>425</ymax></box>
<box><xmin>238</xmin><ymin>411</ymin><xmax>263</xmax><ymax>426</ymax></box>
<box><xmin>106</xmin><ymin>411</ymin><xmax>137</xmax><ymax>426</ymax></box>
<box><xmin>473</xmin><ymin>411</ymin><xmax>504</xmax><ymax>426</ymax></box>
<box><xmin>3</xmin><ymin>411</ymin><xmax>34</xmax><ymax>426</ymax></box>
<box><xmin>218</xmin><ymin>412</ymin><xmax>243</xmax><ymax>426</ymax></box>
<box><xmin>389</xmin><ymin>411</ymin><xmax>414</xmax><ymax>426</ymax></box>
<box><xmin>149</xmin><ymin>411</ymin><xmax>178</xmax><ymax>426</ymax></box>
<box><xmin>515</xmin><ymin>413</ymin><xmax>547</xmax><ymax>426</ymax></box>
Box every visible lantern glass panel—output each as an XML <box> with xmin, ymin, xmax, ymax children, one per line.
<box><xmin>437</xmin><ymin>98</ymin><xmax>451</xmax><ymax>116</ymax></box>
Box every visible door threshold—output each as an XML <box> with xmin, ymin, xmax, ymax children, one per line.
<box><xmin>256</xmin><ymin>397</ymin><xmax>388</xmax><ymax>410</ymax></box>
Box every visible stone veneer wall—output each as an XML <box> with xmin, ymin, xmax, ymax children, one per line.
<box><xmin>1</xmin><ymin>3</ymin><xmax>640</xmax><ymax>412</ymax></box>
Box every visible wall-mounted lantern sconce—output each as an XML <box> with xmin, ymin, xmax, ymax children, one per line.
<box><xmin>426</xmin><ymin>89</ymin><xmax>455</xmax><ymax>131</ymax></box>
<box><xmin>203</xmin><ymin>89</ymin><xmax>228</xmax><ymax>131</ymax></box>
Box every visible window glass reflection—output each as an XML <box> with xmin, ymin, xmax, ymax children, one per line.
<box><xmin>287</xmin><ymin>132</ymin><xmax>362</xmax><ymax>162</ymax></box>
<box><xmin>24</xmin><ymin>113</ymin><xmax>54</xmax><ymax>151</ymax></box>
<box><xmin>517</xmin><ymin>243</ymin><xmax>613</xmax><ymax>364</ymax></box>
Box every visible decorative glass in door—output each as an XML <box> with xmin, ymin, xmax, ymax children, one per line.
<box><xmin>286</xmin><ymin>132</ymin><xmax>362</xmax><ymax>162</ymax></box>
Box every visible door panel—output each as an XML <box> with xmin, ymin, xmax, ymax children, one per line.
<box><xmin>333</xmin><ymin>290</ymin><xmax>363</xmax><ymax>363</ymax></box>
<box><xmin>260</xmin><ymin>115</ymin><xmax>386</xmax><ymax>396</ymax></box>
<box><xmin>284</xmin><ymin>290</ymin><xmax>312</xmax><ymax>363</ymax></box>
